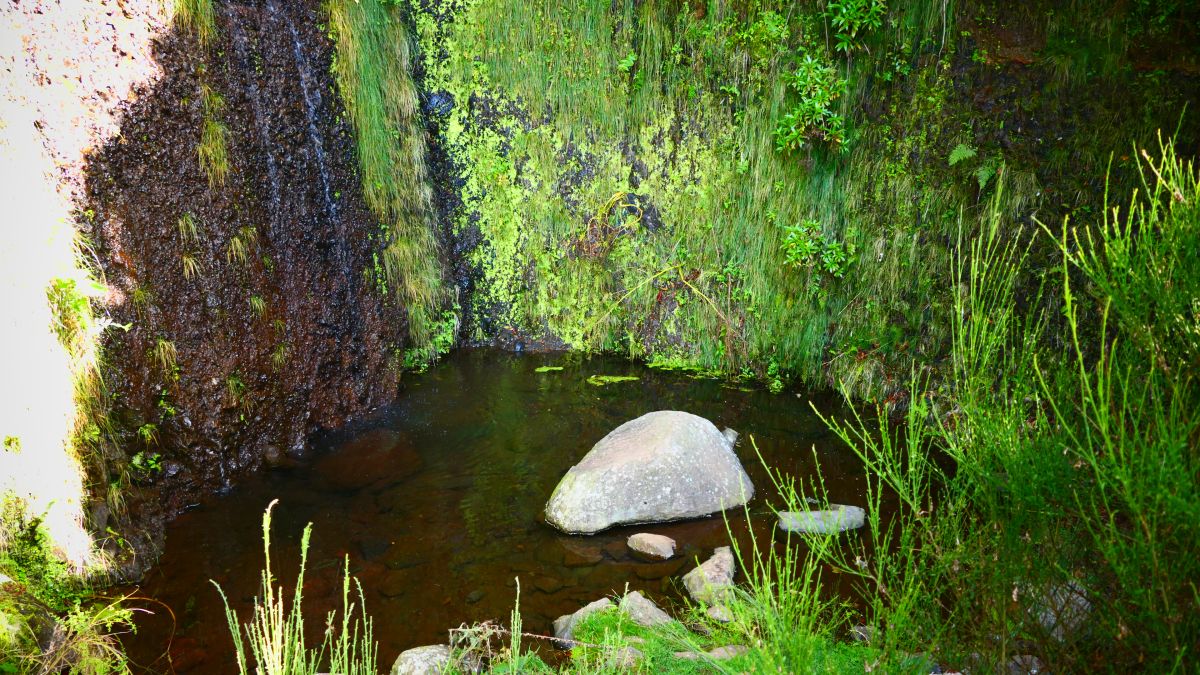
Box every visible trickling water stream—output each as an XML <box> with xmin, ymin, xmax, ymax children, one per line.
<box><xmin>122</xmin><ymin>350</ymin><xmax>873</xmax><ymax>673</ymax></box>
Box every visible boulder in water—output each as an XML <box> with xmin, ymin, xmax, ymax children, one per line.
<box><xmin>544</xmin><ymin>411</ymin><xmax>754</xmax><ymax>533</ymax></box>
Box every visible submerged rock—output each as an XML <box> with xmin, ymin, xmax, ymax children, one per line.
<box><xmin>627</xmin><ymin>532</ymin><xmax>676</xmax><ymax>560</ymax></box>
<box><xmin>391</xmin><ymin>644</ymin><xmax>451</xmax><ymax>675</ymax></box>
<box><xmin>619</xmin><ymin>591</ymin><xmax>673</xmax><ymax>627</ymax></box>
<box><xmin>544</xmin><ymin>411</ymin><xmax>754</xmax><ymax>533</ymax></box>
<box><xmin>682</xmin><ymin>546</ymin><xmax>736</xmax><ymax>604</ymax></box>
<box><xmin>552</xmin><ymin>597</ymin><xmax>613</xmax><ymax>648</ymax></box>
<box><xmin>777</xmin><ymin>505</ymin><xmax>865</xmax><ymax>534</ymax></box>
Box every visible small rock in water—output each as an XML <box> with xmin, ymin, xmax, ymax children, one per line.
<box><xmin>627</xmin><ymin>532</ymin><xmax>676</xmax><ymax>560</ymax></box>
<box><xmin>777</xmin><ymin>505</ymin><xmax>865</xmax><ymax>534</ymax></box>
<box><xmin>552</xmin><ymin>598</ymin><xmax>612</xmax><ymax>648</ymax></box>
<box><xmin>619</xmin><ymin>591</ymin><xmax>672</xmax><ymax>627</ymax></box>
<box><xmin>465</xmin><ymin>589</ymin><xmax>485</xmax><ymax>604</ymax></box>
<box><xmin>682</xmin><ymin>546</ymin><xmax>736</xmax><ymax>604</ymax></box>
<box><xmin>391</xmin><ymin>644</ymin><xmax>451</xmax><ymax>675</ymax></box>
<box><xmin>1030</xmin><ymin>579</ymin><xmax>1090</xmax><ymax>641</ymax></box>
<box><xmin>544</xmin><ymin>411</ymin><xmax>754</xmax><ymax>533</ymax></box>
<box><xmin>706</xmin><ymin>604</ymin><xmax>733</xmax><ymax>623</ymax></box>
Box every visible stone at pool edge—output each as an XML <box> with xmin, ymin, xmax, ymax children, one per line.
<box><xmin>544</xmin><ymin>410</ymin><xmax>755</xmax><ymax>534</ymax></box>
<box><xmin>390</xmin><ymin>644</ymin><xmax>450</xmax><ymax>675</ymax></box>
<box><xmin>777</xmin><ymin>505</ymin><xmax>866</xmax><ymax>534</ymax></box>
<box><xmin>553</xmin><ymin>597</ymin><xmax>613</xmax><ymax>648</ymax></box>
<box><xmin>619</xmin><ymin>590</ymin><xmax>673</xmax><ymax>627</ymax></box>
<box><xmin>682</xmin><ymin>546</ymin><xmax>736</xmax><ymax>605</ymax></box>
<box><xmin>628</xmin><ymin>532</ymin><xmax>676</xmax><ymax>561</ymax></box>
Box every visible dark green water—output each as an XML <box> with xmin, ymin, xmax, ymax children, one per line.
<box><xmin>124</xmin><ymin>349</ymin><xmax>868</xmax><ymax>672</ymax></box>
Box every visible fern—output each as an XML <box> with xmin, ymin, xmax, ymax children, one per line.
<box><xmin>948</xmin><ymin>143</ymin><xmax>977</xmax><ymax>166</ymax></box>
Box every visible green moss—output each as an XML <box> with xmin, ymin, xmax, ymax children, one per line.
<box><xmin>328</xmin><ymin>0</ymin><xmax>447</xmax><ymax>352</ymax></box>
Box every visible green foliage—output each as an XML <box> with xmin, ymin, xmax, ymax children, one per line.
<box><xmin>0</xmin><ymin>503</ymin><xmax>85</xmax><ymax>614</ymax></box>
<box><xmin>327</xmin><ymin>0</ymin><xmax>446</xmax><ymax>349</ymax></box>
<box><xmin>788</xmin><ymin>140</ymin><xmax>1200</xmax><ymax>671</ymax></box>
<box><xmin>198</xmin><ymin>80</ymin><xmax>230</xmax><ymax>187</ymax></box>
<box><xmin>150</xmin><ymin>338</ymin><xmax>177</xmax><ymax>374</ymax></box>
<box><xmin>401</xmin><ymin>309</ymin><xmax>459</xmax><ymax>371</ymax></box>
<box><xmin>213</xmin><ymin>500</ymin><xmax>377</xmax><ymax>675</ymax></box>
<box><xmin>173</xmin><ymin>0</ymin><xmax>217</xmax><ymax>46</ymax></box>
<box><xmin>780</xmin><ymin>220</ymin><xmax>857</xmax><ymax>278</ymax></box>
<box><xmin>616</xmin><ymin>51</ymin><xmax>636</xmax><ymax>73</ymax></box>
<box><xmin>775</xmin><ymin>55</ymin><xmax>847</xmax><ymax>150</ymax></box>
<box><xmin>134</xmin><ymin>423</ymin><xmax>158</xmax><ymax>447</ymax></box>
<box><xmin>226</xmin><ymin>226</ymin><xmax>257</xmax><ymax>266</ymax></box>
<box><xmin>827</xmin><ymin>0</ymin><xmax>887</xmax><ymax>54</ymax></box>
<box><xmin>176</xmin><ymin>212</ymin><xmax>201</xmax><ymax>245</ymax></box>
<box><xmin>947</xmin><ymin>142</ymin><xmax>976</xmax><ymax>166</ymax></box>
<box><xmin>130</xmin><ymin>450</ymin><xmax>162</xmax><ymax>476</ymax></box>
<box><xmin>533</xmin><ymin>366</ymin><xmax>563</xmax><ymax>373</ymax></box>
<box><xmin>585</xmin><ymin>374</ymin><xmax>639</xmax><ymax>386</ymax></box>
<box><xmin>180</xmin><ymin>251</ymin><xmax>203</xmax><ymax>280</ymax></box>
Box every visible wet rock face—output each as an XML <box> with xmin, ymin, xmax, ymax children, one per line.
<box><xmin>85</xmin><ymin>1</ymin><xmax>408</xmax><ymax>527</ymax></box>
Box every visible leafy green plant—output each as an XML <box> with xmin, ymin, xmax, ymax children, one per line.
<box><xmin>135</xmin><ymin>423</ymin><xmax>158</xmax><ymax>447</ymax></box>
<box><xmin>226</xmin><ymin>374</ymin><xmax>246</xmax><ymax>407</ymax></box>
<box><xmin>616</xmin><ymin>51</ymin><xmax>636</xmax><ymax>73</ymax></box>
<box><xmin>774</xmin><ymin>55</ymin><xmax>847</xmax><ymax>151</ymax></box>
<box><xmin>780</xmin><ymin>220</ymin><xmax>857</xmax><ymax>278</ymax></box>
<box><xmin>130</xmin><ymin>450</ymin><xmax>162</xmax><ymax>475</ymax></box>
<box><xmin>948</xmin><ymin>142</ymin><xmax>977</xmax><ymax>166</ymax></box>
<box><xmin>827</xmin><ymin>0</ymin><xmax>887</xmax><ymax>54</ymax></box>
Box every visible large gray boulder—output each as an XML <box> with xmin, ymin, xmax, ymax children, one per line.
<box><xmin>544</xmin><ymin>411</ymin><xmax>754</xmax><ymax>533</ymax></box>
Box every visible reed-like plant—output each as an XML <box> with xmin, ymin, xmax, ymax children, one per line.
<box><xmin>212</xmin><ymin>500</ymin><xmax>377</xmax><ymax>675</ymax></box>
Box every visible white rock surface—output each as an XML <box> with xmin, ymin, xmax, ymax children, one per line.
<box><xmin>545</xmin><ymin>411</ymin><xmax>754</xmax><ymax>533</ymax></box>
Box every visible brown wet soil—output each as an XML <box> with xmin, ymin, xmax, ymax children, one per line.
<box><xmin>121</xmin><ymin>349</ymin><xmax>878</xmax><ymax>672</ymax></box>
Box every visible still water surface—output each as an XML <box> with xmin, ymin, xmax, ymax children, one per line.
<box><xmin>124</xmin><ymin>349</ymin><xmax>868</xmax><ymax>672</ymax></box>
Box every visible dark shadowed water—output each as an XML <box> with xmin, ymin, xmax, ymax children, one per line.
<box><xmin>123</xmin><ymin>349</ymin><xmax>872</xmax><ymax>672</ymax></box>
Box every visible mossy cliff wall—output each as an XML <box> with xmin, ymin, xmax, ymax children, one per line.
<box><xmin>403</xmin><ymin>0</ymin><xmax>1198</xmax><ymax>400</ymax></box>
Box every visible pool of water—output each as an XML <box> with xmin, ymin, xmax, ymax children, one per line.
<box><xmin>123</xmin><ymin>349</ymin><xmax>870</xmax><ymax>672</ymax></box>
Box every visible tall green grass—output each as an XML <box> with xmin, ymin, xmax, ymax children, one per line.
<box><xmin>781</xmin><ymin>137</ymin><xmax>1200</xmax><ymax>672</ymax></box>
<box><xmin>327</xmin><ymin>0</ymin><xmax>446</xmax><ymax>350</ymax></box>
<box><xmin>213</xmin><ymin>500</ymin><xmax>377</xmax><ymax>675</ymax></box>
